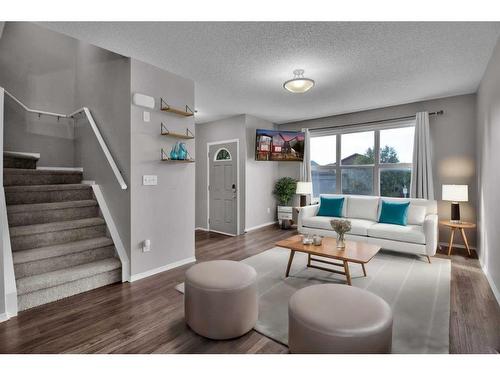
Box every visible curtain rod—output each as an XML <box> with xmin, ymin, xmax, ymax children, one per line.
<box><xmin>309</xmin><ymin>110</ymin><xmax>444</xmax><ymax>132</ymax></box>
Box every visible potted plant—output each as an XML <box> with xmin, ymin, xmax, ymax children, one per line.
<box><xmin>273</xmin><ymin>177</ymin><xmax>297</xmax><ymax>229</ymax></box>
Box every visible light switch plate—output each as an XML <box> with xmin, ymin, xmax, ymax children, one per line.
<box><xmin>143</xmin><ymin>111</ymin><xmax>150</xmax><ymax>122</ymax></box>
<box><xmin>143</xmin><ymin>175</ymin><xmax>157</xmax><ymax>186</ymax></box>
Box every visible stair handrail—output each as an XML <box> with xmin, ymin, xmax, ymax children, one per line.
<box><xmin>3</xmin><ymin>88</ymin><xmax>127</xmax><ymax>190</ymax></box>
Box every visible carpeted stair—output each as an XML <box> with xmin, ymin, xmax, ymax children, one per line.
<box><xmin>3</xmin><ymin>152</ymin><xmax>122</xmax><ymax>311</ymax></box>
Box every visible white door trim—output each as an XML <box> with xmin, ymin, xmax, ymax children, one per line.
<box><xmin>207</xmin><ymin>139</ymin><xmax>240</xmax><ymax>236</ymax></box>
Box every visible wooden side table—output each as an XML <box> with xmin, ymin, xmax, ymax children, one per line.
<box><xmin>439</xmin><ymin>220</ymin><xmax>476</xmax><ymax>257</ymax></box>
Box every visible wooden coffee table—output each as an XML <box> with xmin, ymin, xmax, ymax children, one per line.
<box><xmin>275</xmin><ymin>235</ymin><xmax>381</xmax><ymax>285</ymax></box>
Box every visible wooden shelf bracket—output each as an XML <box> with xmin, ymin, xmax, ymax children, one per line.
<box><xmin>160</xmin><ymin>123</ymin><xmax>194</xmax><ymax>139</ymax></box>
<box><xmin>160</xmin><ymin>98</ymin><xmax>194</xmax><ymax>117</ymax></box>
<box><xmin>161</xmin><ymin>148</ymin><xmax>195</xmax><ymax>163</ymax></box>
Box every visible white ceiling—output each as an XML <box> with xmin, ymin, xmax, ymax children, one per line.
<box><xmin>40</xmin><ymin>22</ymin><xmax>500</xmax><ymax>124</ymax></box>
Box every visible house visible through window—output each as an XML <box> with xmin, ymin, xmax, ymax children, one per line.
<box><xmin>311</xmin><ymin>135</ymin><xmax>337</xmax><ymax>195</ymax></box>
<box><xmin>310</xmin><ymin>121</ymin><xmax>415</xmax><ymax>198</ymax></box>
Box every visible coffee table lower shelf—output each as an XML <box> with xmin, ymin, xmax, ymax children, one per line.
<box><xmin>286</xmin><ymin>251</ymin><xmax>366</xmax><ymax>285</ymax></box>
<box><xmin>278</xmin><ymin>235</ymin><xmax>380</xmax><ymax>286</ymax></box>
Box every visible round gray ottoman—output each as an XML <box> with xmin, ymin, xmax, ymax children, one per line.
<box><xmin>288</xmin><ymin>284</ymin><xmax>393</xmax><ymax>353</ymax></box>
<box><xmin>184</xmin><ymin>260</ymin><xmax>258</xmax><ymax>340</ymax></box>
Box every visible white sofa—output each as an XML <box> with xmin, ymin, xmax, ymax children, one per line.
<box><xmin>298</xmin><ymin>194</ymin><xmax>438</xmax><ymax>258</ymax></box>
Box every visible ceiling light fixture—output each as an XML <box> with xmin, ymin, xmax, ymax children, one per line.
<box><xmin>283</xmin><ymin>69</ymin><xmax>315</xmax><ymax>93</ymax></box>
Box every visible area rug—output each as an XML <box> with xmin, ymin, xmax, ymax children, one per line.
<box><xmin>176</xmin><ymin>247</ymin><xmax>451</xmax><ymax>353</ymax></box>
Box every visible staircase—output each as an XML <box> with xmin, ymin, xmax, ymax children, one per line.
<box><xmin>3</xmin><ymin>153</ymin><xmax>122</xmax><ymax>311</ymax></box>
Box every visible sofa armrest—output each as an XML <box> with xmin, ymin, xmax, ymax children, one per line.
<box><xmin>423</xmin><ymin>214</ymin><xmax>439</xmax><ymax>256</ymax></box>
<box><xmin>298</xmin><ymin>204</ymin><xmax>319</xmax><ymax>232</ymax></box>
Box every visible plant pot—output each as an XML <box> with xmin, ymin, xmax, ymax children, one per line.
<box><xmin>277</xmin><ymin>206</ymin><xmax>293</xmax><ymax>227</ymax></box>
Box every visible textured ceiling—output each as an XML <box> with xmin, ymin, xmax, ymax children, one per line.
<box><xmin>39</xmin><ymin>22</ymin><xmax>500</xmax><ymax>124</ymax></box>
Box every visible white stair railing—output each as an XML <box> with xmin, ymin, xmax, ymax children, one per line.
<box><xmin>3</xmin><ymin>88</ymin><xmax>127</xmax><ymax>190</ymax></box>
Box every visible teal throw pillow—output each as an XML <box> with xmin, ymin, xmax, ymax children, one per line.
<box><xmin>317</xmin><ymin>196</ymin><xmax>344</xmax><ymax>217</ymax></box>
<box><xmin>379</xmin><ymin>200</ymin><xmax>410</xmax><ymax>226</ymax></box>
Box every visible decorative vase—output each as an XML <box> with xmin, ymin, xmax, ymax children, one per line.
<box><xmin>178</xmin><ymin>142</ymin><xmax>188</xmax><ymax>160</ymax></box>
<box><xmin>336</xmin><ymin>233</ymin><xmax>346</xmax><ymax>249</ymax></box>
<box><xmin>330</xmin><ymin>219</ymin><xmax>351</xmax><ymax>249</ymax></box>
<box><xmin>170</xmin><ymin>142</ymin><xmax>180</xmax><ymax>160</ymax></box>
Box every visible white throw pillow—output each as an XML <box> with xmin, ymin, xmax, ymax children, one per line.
<box><xmin>346</xmin><ymin>196</ymin><xmax>380</xmax><ymax>221</ymax></box>
<box><xmin>407</xmin><ymin>205</ymin><xmax>427</xmax><ymax>225</ymax></box>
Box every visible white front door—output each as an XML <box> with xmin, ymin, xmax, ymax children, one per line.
<box><xmin>208</xmin><ymin>142</ymin><xmax>238</xmax><ymax>235</ymax></box>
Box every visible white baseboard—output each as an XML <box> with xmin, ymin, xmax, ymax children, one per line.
<box><xmin>481</xmin><ymin>263</ymin><xmax>500</xmax><ymax>307</ymax></box>
<box><xmin>438</xmin><ymin>241</ymin><xmax>476</xmax><ymax>251</ymax></box>
<box><xmin>245</xmin><ymin>221</ymin><xmax>278</xmax><ymax>232</ymax></box>
<box><xmin>130</xmin><ymin>256</ymin><xmax>196</xmax><ymax>282</ymax></box>
<box><xmin>208</xmin><ymin>229</ymin><xmax>237</xmax><ymax>237</ymax></box>
<box><xmin>0</xmin><ymin>313</ymin><xmax>8</xmax><ymax>323</ymax></box>
<box><xmin>195</xmin><ymin>227</ymin><xmax>208</xmax><ymax>231</ymax></box>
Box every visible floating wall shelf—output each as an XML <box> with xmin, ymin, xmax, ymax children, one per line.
<box><xmin>161</xmin><ymin>148</ymin><xmax>195</xmax><ymax>163</ymax></box>
<box><xmin>160</xmin><ymin>98</ymin><xmax>194</xmax><ymax>117</ymax></box>
<box><xmin>160</xmin><ymin>123</ymin><xmax>194</xmax><ymax>139</ymax></box>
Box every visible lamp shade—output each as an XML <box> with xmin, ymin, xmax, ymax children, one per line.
<box><xmin>296</xmin><ymin>181</ymin><xmax>313</xmax><ymax>195</ymax></box>
<box><xmin>442</xmin><ymin>185</ymin><xmax>468</xmax><ymax>202</ymax></box>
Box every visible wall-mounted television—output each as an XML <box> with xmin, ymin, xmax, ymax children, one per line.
<box><xmin>255</xmin><ymin>129</ymin><xmax>305</xmax><ymax>161</ymax></box>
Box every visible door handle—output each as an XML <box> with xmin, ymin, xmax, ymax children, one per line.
<box><xmin>232</xmin><ymin>184</ymin><xmax>237</xmax><ymax>192</ymax></box>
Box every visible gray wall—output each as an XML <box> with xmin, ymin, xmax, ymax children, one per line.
<box><xmin>476</xmin><ymin>36</ymin><xmax>500</xmax><ymax>302</ymax></box>
<box><xmin>0</xmin><ymin>22</ymin><xmax>76</xmax><ymax>167</ymax></box>
<box><xmin>130</xmin><ymin>59</ymin><xmax>195</xmax><ymax>276</ymax></box>
<box><xmin>245</xmin><ymin>115</ymin><xmax>279</xmax><ymax>230</ymax></box>
<box><xmin>0</xmin><ymin>88</ymin><xmax>5</xmax><ymax>318</ymax></box>
<box><xmin>195</xmin><ymin>115</ymin><xmax>246</xmax><ymax>233</ymax></box>
<box><xmin>74</xmin><ymin>41</ymin><xmax>132</xmax><ymax>262</ymax></box>
<box><xmin>279</xmin><ymin>94</ymin><xmax>477</xmax><ymax>247</ymax></box>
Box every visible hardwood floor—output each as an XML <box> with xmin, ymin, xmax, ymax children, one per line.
<box><xmin>0</xmin><ymin>225</ymin><xmax>498</xmax><ymax>354</ymax></box>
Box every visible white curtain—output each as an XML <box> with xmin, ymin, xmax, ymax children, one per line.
<box><xmin>300</xmin><ymin>128</ymin><xmax>311</xmax><ymax>182</ymax></box>
<box><xmin>411</xmin><ymin>112</ymin><xmax>434</xmax><ymax>199</ymax></box>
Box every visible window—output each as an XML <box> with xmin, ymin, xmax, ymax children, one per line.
<box><xmin>379</xmin><ymin>127</ymin><xmax>414</xmax><ymax>197</ymax></box>
<box><xmin>310</xmin><ymin>122</ymin><xmax>414</xmax><ymax>197</ymax></box>
<box><xmin>379</xmin><ymin>127</ymin><xmax>414</xmax><ymax>164</ymax></box>
<box><xmin>341</xmin><ymin>131</ymin><xmax>374</xmax><ymax>165</ymax></box>
<box><xmin>340</xmin><ymin>131</ymin><xmax>374</xmax><ymax>195</ymax></box>
<box><xmin>311</xmin><ymin>135</ymin><xmax>337</xmax><ymax>196</ymax></box>
<box><xmin>380</xmin><ymin>168</ymin><xmax>411</xmax><ymax>197</ymax></box>
<box><xmin>341</xmin><ymin>167</ymin><xmax>373</xmax><ymax>195</ymax></box>
<box><xmin>214</xmin><ymin>148</ymin><xmax>231</xmax><ymax>161</ymax></box>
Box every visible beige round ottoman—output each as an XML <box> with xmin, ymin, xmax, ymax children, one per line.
<box><xmin>184</xmin><ymin>260</ymin><xmax>258</xmax><ymax>340</ymax></box>
<box><xmin>288</xmin><ymin>284</ymin><xmax>393</xmax><ymax>353</ymax></box>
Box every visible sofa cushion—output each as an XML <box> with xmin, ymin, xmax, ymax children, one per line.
<box><xmin>302</xmin><ymin>217</ymin><xmax>375</xmax><ymax>236</ymax></box>
<box><xmin>407</xmin><ymin>205</ymin><xmax>426</xmax><ymax>225</ymax></box>
<box><xmin>379</xmin><ymin>200</ymin><xmax>410</xmax><ymax>226</ymax></box>
<box><xmin>347</xmin><ymin>196</ymin><xmax>380</xmax><ymax>221</ymax></box>
<box><xmin>367</xmin><ymin>223</ymin><xmax>426</xmax><ymax>244</ymax></box>
<box><xmin>317</xmin><ymin>196</ymin><xmax>345</xmax><ymax>217</ymax></box>
<box><xmin>319</xmin><ymin>194</ymin><xmax>348</xmax><ymax>217</ymax></box>
<box><xmin>302</xmin><ymin>216</ymin><xmax>337</xmax><ymax>231</ymax></box>
<box><xmin>377</xmin><ymin>197</ymin><xmax>436</xmax><ymax>223</ymax></box>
